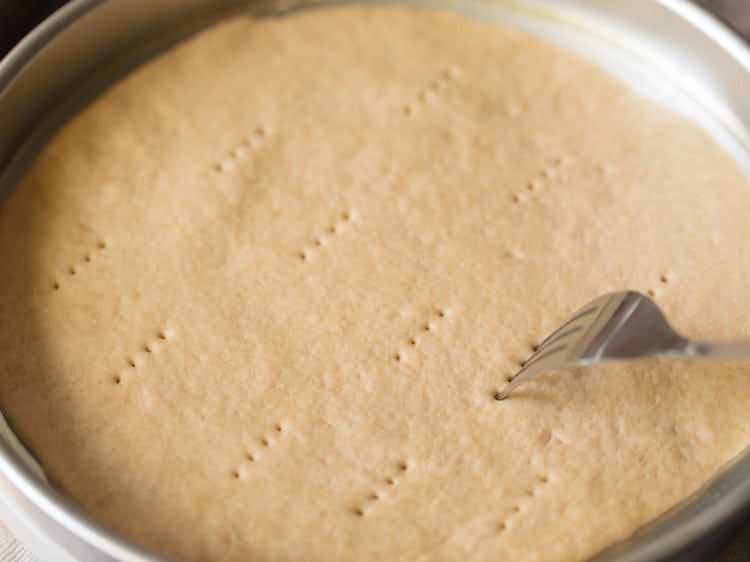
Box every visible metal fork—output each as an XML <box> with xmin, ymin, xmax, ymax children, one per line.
<box><xmin>495</xmin><ymin>290</ymin><xmax>750</xmax><ymax>400</ymax></box>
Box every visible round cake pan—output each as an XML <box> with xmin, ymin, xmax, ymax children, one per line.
<box><xmin>1</xmin><ymin>1</ymin><xmax>749</xmax><ymax>561</ymax></box>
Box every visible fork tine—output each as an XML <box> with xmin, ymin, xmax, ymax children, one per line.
<box><xmin>519</xmin><ymin>305</ymin><xmax>601</xmax><ymax>368</ymax></box>
<box><xmin>520</xmin><ymin>343</ymin><xmax>568</xmax><ymax>371</ymax></box>
<box><xmin>496</xmin><ymin>293</ymin><xmax>619</xmax><ymax>400</ymax></box>
<box><xmin>494</xmin><ymin>346</ymin><xmax>567</xmax><ymax>400</ymax></box>
<box><xmin>530</xmin><ymin>325</ymin><xmax>584</xmax><ymax>360</ymax></box>
<box><xmin>536</xmin><ymin>305</ymin><xmax>598</xmax><ymax>349</ymax></box>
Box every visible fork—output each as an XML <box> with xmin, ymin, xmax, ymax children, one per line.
<box><xmin>495</xmin><ymin>290</ymin><xmax>750</xmax><ymax>400</ymax></box>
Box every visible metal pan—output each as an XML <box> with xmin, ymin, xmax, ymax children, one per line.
<box><xmin>0</xmin><ymin>1</ymin><xmax>749</xmax><ymax>560</ymax></box>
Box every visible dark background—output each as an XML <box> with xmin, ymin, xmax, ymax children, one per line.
<box><xmin>0</xmin><ymin>0</ymin><xmax>67</xmax><ymax>56</ymax></box>
<box><xmin>2</xmin><ymin>0</ymin><xmax>750</xmax><ymax>58</ymax></box>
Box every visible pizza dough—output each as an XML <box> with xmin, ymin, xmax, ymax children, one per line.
<box><xmin>0</xmin><ymin>4</ymin><xmax>749</xmax><ymax>561</ymax></box>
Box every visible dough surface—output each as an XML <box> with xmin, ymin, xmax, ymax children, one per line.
<box><xmin>0</xmin><ymin>5</ymin><xmax>749</xmax><ymax>562</ymax></box>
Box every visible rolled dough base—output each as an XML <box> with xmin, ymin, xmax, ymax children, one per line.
<box><xmin>0</xmin><ymin>5</ymin><xmax>749</xmax><ymax>561</ymax></box>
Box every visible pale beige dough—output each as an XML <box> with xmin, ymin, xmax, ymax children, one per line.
<box><xmin>0</xmin><ymin>5</ymin><xmax>749</xmax><ymax>562</ymax></box>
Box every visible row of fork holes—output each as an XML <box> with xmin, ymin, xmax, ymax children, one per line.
<box><xmin>497</xmin><ymin>474</ymin><xmax>550</xmax><ymax>532</ymax></box>
<box><xmin>231</xmin><ymin>424</ymin><xmax>285</xmax><ymax>478</ymax></box>
<box><xmin>394</xmin><ymin>309</ymin><xmax>447</xmax><ymax>362</ymax></box>
<box><xmin>353</xmin><ymin>461</ymin><xmax>410</xmax><ymax>517</ymax></box>
<box><xmin>511</xmin><ymin>157</ymin><xmax>564</xmax><ymax>204</ymax></box>
<box><xmin>53</xmin><ymin>241</ymin><xmax>108</xmax><ymax>290</ymax></box>
<box><xmin>500</xmin><ymin>341</ymin><xmax>538</xmax><ymax>385</ymax></box>
<box><xmin>215</xmin><ymin>127</ymin><xmax>269</xmax><ymax>173</ymax></box>
<box><xmin>648</xmin><ymin>274</ymin><xmax>670</xmax><ymax>297</ymax></box>
<box><xmin>403</xmin><ymin>67</ymin><xmax>458</xmax><ymax>117</ymax></box>
<box><xmin>300</xmin><ymin>211</ymin><xmax>352</xmax><ymax>261</ymax></box>
<box><xmin>114</xmin><ymin>330</ymin><xmax>169</xmax><ymax>384</ymax></box>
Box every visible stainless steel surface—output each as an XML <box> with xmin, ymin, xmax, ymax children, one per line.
<box><xmin>0</xmin><ymin>1</ymin><xmax>749</xmax><ymax>561</ymax></box>
<box><xmin>496</xmin><ymin>291</ymin><xmax>750</xmax><ymax>400</ymax></box>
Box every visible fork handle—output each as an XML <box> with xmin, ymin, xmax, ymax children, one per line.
<box><xmin>677</xmin><ymin>339</ymin><xmax>750</xmax><ymax>360</ymax></box>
